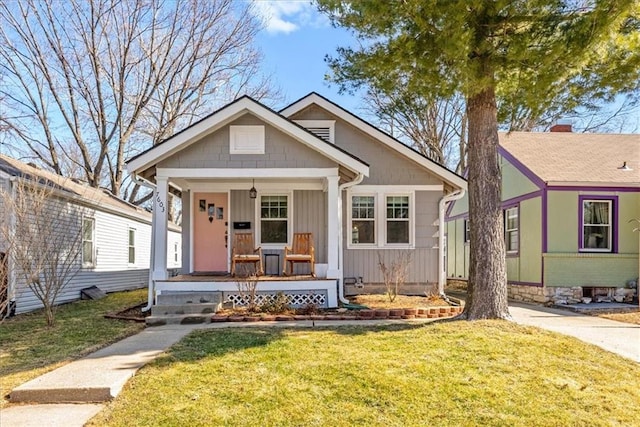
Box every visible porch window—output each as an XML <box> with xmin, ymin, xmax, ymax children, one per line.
<box><xmin>351</xmin><ymin>195</ymin><xmax>375</xmax><ymax>244</ymax></box>
<box><xmin>260</xmin><ymin>195</ymin><xmax>289</xmax><ymax>244</ymax></box>
<box><xmin>504</xmin><ymin>206</ymin><xmax>519</xmax><ymax>254</ymax></box>
<box><xmin>386</xmin><ymin>196</ymin><xmax>409</xmax><ymax>244</ymax></box>
<box><xmin>82</xmin><ymin>217</ymin><xmax>95</xmax><ymax>267</ymax></box>
<box><xmin>581</xmin><ymin>199</ymin><xmax>612</xmax><ymax>251</ymax></box>
<box><xmin>128</xmin><ymin>228</ymin><xmax>136</xmax><ymax>264</ymax></box>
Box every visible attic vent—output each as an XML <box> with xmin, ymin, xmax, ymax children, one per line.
<box><xmin>306</xmin><ymin>127</ymin><xmax>331</xmax><ymax>142</ymax></box>
<box><xmin>294</xmin><ymin>120</ymin><xmax>335</xmax><ymax>144</ymax></box>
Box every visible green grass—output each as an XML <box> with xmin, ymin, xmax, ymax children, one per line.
<box><xmin>0</xmin><ymin>289</ymin><xmax>146</xmax><ymax>405</ymax></box>
<box><xmin>91</xmin><ymin>321</ymin><xmax>640</xmax><ymax>427</ymax></box>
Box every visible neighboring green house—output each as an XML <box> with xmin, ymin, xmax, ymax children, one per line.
<box><xmin>446</xmin><ymin>128</ymin><xmax>639</xmax><ymax>304</ymax></box>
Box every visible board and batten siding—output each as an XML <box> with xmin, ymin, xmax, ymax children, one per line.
<box><xmin>343</xmin><ymin>190</ymin><xmax>441</xmax><ymax>284</ymax></box>
<box><xmin>10</xmin><ymin>202</ymin><xmax>181</xmax><ymax>314</ymax></box>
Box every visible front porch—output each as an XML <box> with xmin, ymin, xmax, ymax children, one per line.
<box><xmin>156</xmin><ymin>273</ymin><xmax>338</xmax><ymax>308</ymax></box>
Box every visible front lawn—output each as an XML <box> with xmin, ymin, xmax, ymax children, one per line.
<box><xmin>91</xmin><ymin>322</ymin><xmax>640</xmax><ymax>427</ymax></box>
<box><xmin>598</xmin><ymin>309</ymin><xmax>640</xmax><ymax>325</ymax></box>
<box><xmin>0</xmin><ymin>289</ymin><xmax>147</xmax><ymax>406</ymax></box>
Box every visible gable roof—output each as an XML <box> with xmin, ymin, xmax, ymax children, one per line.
<box><xmin>126</xmin><ymin>95</ymin><xmax>369</xmax><ymax>177</ymax></box>
<box><xmin>280</xmin><ymin>92</ymin><xmax>467</xmax><ymax>190</ymax></box>
<box><xmin>0</xmin><ymin>154</ymin><xmax>157</xmax><ymax>224</ymax></box>
<box><xmin>499</xmin><ymin>132</ymin><xmax>640</xmax><ymax>186</ymax></box>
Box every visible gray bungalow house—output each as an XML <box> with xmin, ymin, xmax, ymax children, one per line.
<box><xmin>126</xmin><ymin>93</ymin><xmax>466</xmax><ymax>309</ymax></box>
<box><xmin>447</xmin><ymin>128</ymin><xmax>639</xmax><ymax>304</ymax></box>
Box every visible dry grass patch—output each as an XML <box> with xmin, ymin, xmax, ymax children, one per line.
<box><xmin>91</xmin><ymin>321</ymin><xmax>640</xmax><ymax>427</ymax></box>
<box><xmin>597</xmin><ymin>309</ymin><xmax>640</xmax><ymax>325</ymax></box>
<box><xmin>350</xmin><ymin>294</ymin><xmax>448</xmax><ymax>309</ymax></box>
<box><xmin>0</xmin><ymin>289</ymin><xmax>146</xmax><ymax>406</ymax></box>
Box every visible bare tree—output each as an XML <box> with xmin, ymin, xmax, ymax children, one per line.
<box><xmin>377</xmin><ymin>251</ymin><xmax>412</xmax><ymax>303</ymax></box>
<box><xmin>364</xmin><ymin>89</ymin><xmax>468</xmax><ymax>174</ymax></box>
<box><xmin>0</xmin><ymin>179</ymin><xmax>83</xmax><ymax>326</ymax></box>
<box><xmin>0</xmin><ymin>0</ymin><xmax>278</xmax><ymax>201</ymax></box>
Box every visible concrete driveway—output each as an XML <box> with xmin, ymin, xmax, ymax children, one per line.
<box><xmin>508</xmin><ymin>303</ymin><xmax>640</xmax><ymax>363</ymax></box>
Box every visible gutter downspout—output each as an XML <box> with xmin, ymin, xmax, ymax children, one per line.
<box><xmin>438</xmin><ymin>189</ymin><xmax>466</xmax><ymax>298</ymax></box>
<box><xmin>132</xmin><ymin>174</ymin><xmax>157</xmax><ymax>312</ymax></box>
<box><xmin>337</xmin><ymin>173</ymin><xmax>365</xmax><ymax>304</ymax></box>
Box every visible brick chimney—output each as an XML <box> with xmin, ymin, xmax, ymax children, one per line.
<box><xmin>550</xmin><ymin>123</ymin><xmax>572</xmax><ymax>132</ymax></box>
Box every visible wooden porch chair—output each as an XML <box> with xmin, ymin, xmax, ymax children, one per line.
<box><xmin>231</xmin><ymin>233</ymin><xmax>264</xmax><ymax>276</ymax></box>
<box><xmin>283</xmin><ymin>232</ymin><xmax>315</xmax><ymax>277</ymax></box>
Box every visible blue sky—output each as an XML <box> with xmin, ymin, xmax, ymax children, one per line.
<box><xmin>251</xmin><ymin>1</ymin><xmax>363</xmax><ymax>112</ymax></box>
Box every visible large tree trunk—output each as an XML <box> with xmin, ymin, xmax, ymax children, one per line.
<box><xmin>463</xmin><ymin>86</ymin><xmax>510</xmax><ymax>320</ymax></box>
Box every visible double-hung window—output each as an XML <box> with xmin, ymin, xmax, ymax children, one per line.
<box><xmin>128</xmin><ymin>228</ymin><xmax>136</xmax><ymax>264</ymax></box>
<box><xmin>386</xmin><ymin>196</ymin><xmax>410</xmax><ymax>244</ymax></box>
<box><xmin>82</xmin><ymin>217</ymin><xmax>95</xmax><ymax>267</ymax></box>
<box><xmin>259</xmin><ymin>195</ymin><xmax>289</xmax><ymax>245</ymax></box>
<box><xmin>504</xmin><ymin>207</ymin><xmax>519</xmax><ymax>254</ymax></box>
<box><xmin>351</xmin><ymin>195</ymin><xmax>376</xmax><ymax>244</ymax></box>
<box><xmin>349</xmin><ymin>189</ymin><xmax>414</xmax><ymax>248</ymax></box>
<box><xmin>581</xmin><ymin>199</ymin><xmax>612</xmax><ymax>251</ymax></box>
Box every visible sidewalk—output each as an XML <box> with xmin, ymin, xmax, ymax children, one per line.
<box><xmin>2</xmin><ymin>307</ymin><xmax>638</xmax><ymax>426</ymax></box>
<box><xmin>508</xmin><ymin>302</ymin><xmax>640</xmax><ymax>362</ymax></box>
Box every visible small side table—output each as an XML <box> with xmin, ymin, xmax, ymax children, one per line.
<box><xmin>264</xmin><ymin>253</ymin><xmax>281</xmax><ymax>276</ymax></box>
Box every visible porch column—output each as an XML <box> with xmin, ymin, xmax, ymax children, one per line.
<box><xmin>326</xmin><ymin>175</ymin><xmax>340</xmax><ymax>279</ymax></box>
<box><xmin>152</xmin><ymin>176</ymin><xmax>169</xmax><ymax>281</ymax></box>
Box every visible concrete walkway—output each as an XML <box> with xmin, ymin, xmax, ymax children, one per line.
<box><xmin>2</xmin><ymin>308</ymin><xmax>639</xmax><ymax>426</ymax></box>
<box><xmin>509</xmin><ymin>302</ymin><xmax>640</xmax><ymax>362</ymax></box>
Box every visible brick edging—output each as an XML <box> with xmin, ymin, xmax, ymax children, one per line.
<box><xmin>211</xmin><ymin>306</ymin><xmax>464</xmax><ymax>323</ymax></box>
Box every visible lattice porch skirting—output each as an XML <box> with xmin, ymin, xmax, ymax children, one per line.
<box><xmin>223</xmin><ymin>291</ymin><xmax>328</xmax><ymax>308</ymax></box>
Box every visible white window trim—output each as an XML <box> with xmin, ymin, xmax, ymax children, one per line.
<box><xmin>293</xmin><ymin>120</ymin><xmax>335</xmax><ymax>143</ymax></box>
<box><xmin>504</xmin><ymin>206</ymin><xmax>519</xmax><ymax>254</ymax></box>
<box><xmin>128</xmin><ymin>227</ymin><xmax>136</xmax><ymax>266</ymax></box>
<box><xmin>255</xmin><ymin>191</ymin><xmax>294</xmax><ymax>249</ymax></box>
<box><xmin>347</xmin><ymin>188</ymin><xmax>415</xmax><ymax>249</ymax></box>
<box><xmin>82</xmin><ymin>216</ymin><xmax>96</xmax><ymax>268</ymax></box>
<box><xmin>580</xmin><ymin>199</ymin><xmax>612</xmax><ymax>252</ymax></box>
<box><xmin>229</xmin><ymin>125</ymin><xmax>265</xmax><ymax>154</ymax></box>
<box><xmin>348</xmin><ymin>193</ymin><xmax>378</xmax><ymax>249</ymax></box>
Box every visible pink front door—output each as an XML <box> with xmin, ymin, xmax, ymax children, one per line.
<box><xmin>193</xmin><ymin>192</ymin><xmax>228</xmax><ymax>272</ymax></box>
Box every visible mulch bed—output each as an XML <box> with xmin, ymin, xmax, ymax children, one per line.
<box><xmin>104</xmin><ymin>303</ymin><xmax>150</xmax><ymax>322</ymax></box>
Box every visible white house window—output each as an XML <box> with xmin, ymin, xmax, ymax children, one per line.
<box><xmin>260</xmin><ymin>195</ymin><xmax>289</xmax><ymax>244</ymax></box>
<box><xmin>351</xmin><ymin>195</ymin><xmax>375</xmax><ymax>244</ymax></box>
<box><xmin>128</xmin><ymin>228</ymin><xmax>136</xmax><ymax>264</ymax></box>
<box><xmin>464</xmin><ymin>219</ymin><xmax>470</xmax><ymax>243</ymax></box>
<box><xmin>174</xmin><ymin>242</ymin><xmax>179</xmax><ymax>263</ymax></box>
<box><xmin>229</xmin><ymin>125</ymin><xmax>265</xmax><ymax>154</ymax></box>
<box><xmin>386</xmin><ymin>196</ymin><xmax>410</xmax><ymax>244</ymax></box>
<box><xmin>293</xmin><ymin>120</ymin><xmax>335</xmax><ymax>143</ymax></box>
<box><xmin>581</xmin><ymin>200</ymin><xmax>612</xmax><ymax>251</ymax></box>
<box><xmin>504</xmin><ymin>207</ymin><xmax>519</xmax><ymax>253</ymax></box>
<box><xmin>82</xmin><ymin>217</ymin><xmax>95</xmax><ymax>267</ymax></box>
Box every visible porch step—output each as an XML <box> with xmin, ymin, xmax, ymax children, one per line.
<box><xmin>156</xmin><ymin>292</ymin><xmax>223</xmax><ymax>305</ymax></box>
<box><xmin>151</xmin><ymin>303</ymin><xmax>221</xmax><ymax>316</ymax></box>
<box><xmin>145</xmin><ymin>313</ymin><xmax>213</xmax><ymax>327</ymax></box>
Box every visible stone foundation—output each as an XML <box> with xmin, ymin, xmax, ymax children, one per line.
<box><xmin>507</xmin><ymin>284</ymin><xmax>548</xmax><ymax>303</ymax></box>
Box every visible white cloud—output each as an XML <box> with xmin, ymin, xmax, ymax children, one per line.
<box><xmin>251</xmin><ymin>1</ymin><xmax>329</xmax><ymax>35</ymax></box>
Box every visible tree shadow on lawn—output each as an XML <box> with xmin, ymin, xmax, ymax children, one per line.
<box><xmin>155</xmin><ymin>323</ymin><xmax>433</xmax><ymax>366</ymax></box>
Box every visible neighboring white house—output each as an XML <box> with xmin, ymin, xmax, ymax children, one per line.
<box><xmin>0</xmin><ymin>154</ymin><xmax>181</xmax><ymax>315</ymax></box>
